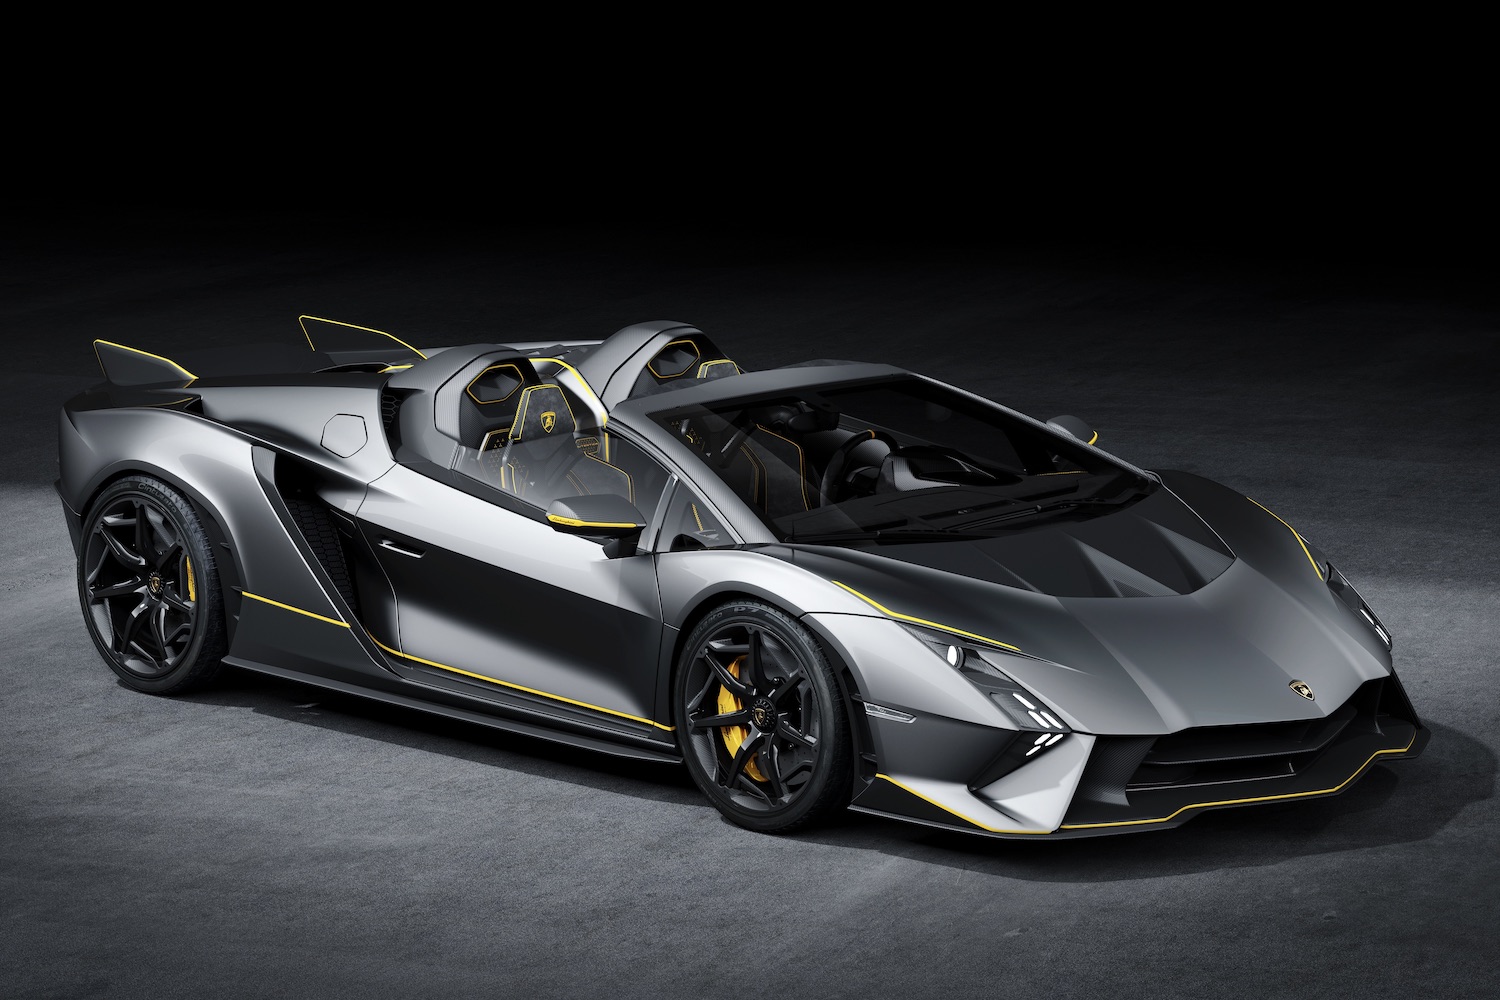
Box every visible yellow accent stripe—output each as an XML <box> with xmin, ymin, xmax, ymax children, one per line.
<box><xmin>1087</xmin><ymin>430</ymin><xmax>1099</xmax><ymax>445</ymax></box>
<box><xmin>366</xmin><ymin>634</ymin><xmax>674</xmax><ymax>731</ymax></box>
<box><xmin>92</xmin><ymin>340</ymin><xmax>198</xmax><ymax>380</ymax></box>
<box><xmin>1060</xmin><ymin>733</ymin><xmax>1418</xmax><ymax>830</ymax></box>
<box><xmin>1246</xmin><ymin>497</ymin><xmax>1325</xmax><ymax>579</ymax></box>
<box><xmin>546</xmin><ymin>513</ymin><xmax>639</xmax><ymax>529</ymax></box>
<box><xmin>380</xmin><ymin>364</ymin><xmax>414</xmax><ymax>373</ymax></box>
<box><xmin>241</xmin><ymin>591</ymin><xmax>350</xmax><ymax>627</ymax></box>
<box><xmin>1037</xmin><ymin>470</ymin><xmax>1085</xmax><ymax>476</ymax></box>
<box><xmin>832</xmin><ymin>581</ymin><xmax>1024</xmax><ymax>653</ymax></box>
<box><xmin>298</xmin><ymin>315</ymin><xmax>428</xmax><ymax>360</ymax></box>
<box><xmin>876</xmin><ymin>774</ymin><xmax>1049</xmax><ymax>835</ymax></box>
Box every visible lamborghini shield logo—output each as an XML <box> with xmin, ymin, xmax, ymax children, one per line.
<box><xmin>1289</xmin><ymin>679</ymin><xmax>1315</xmax><ymax>701</ymax></box>
<box><xmin>540</xmin><ymin>410</ymin><xmax>557</xmax><ymax>433</ymax></box>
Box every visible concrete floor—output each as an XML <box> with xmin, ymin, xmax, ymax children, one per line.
<box><xmin>2</xmin><ymin>211</ymin><xmax>1497</xmax><ymax>999</ymax></box>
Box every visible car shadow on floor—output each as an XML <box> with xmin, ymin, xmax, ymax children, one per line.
<box><xmin>172</xmin><ymin>665</ymin><xmax>703</xmax><ymax>806</ymax></box>
<box><xmin>175</xmin><ymin>669</ymin><xmax>1490</xmax><ymax>880</ymax></box>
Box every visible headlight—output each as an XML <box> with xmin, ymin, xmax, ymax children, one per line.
<box><xmin>902</xmin><ymin>624</ymin><xmax>1070</xmax><ymax>735</ymax></box>
<box><xmin>1326</xmin><ymin>563</ymin><xmax>1393</xmax><ymax>649</ymax></box>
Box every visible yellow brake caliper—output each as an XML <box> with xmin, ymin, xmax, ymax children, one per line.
<box><xmin>718</xmin><ymin>656</ymin><xmax>767</xmax><ymax>782</ymax></box>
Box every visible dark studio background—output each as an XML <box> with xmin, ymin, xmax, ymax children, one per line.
<box><xmin>3</xmin><ymin>108</ymin><xmax>1498</xmax><ymax>1000</ymax></box>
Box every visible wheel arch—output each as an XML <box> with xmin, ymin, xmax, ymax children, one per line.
<box><xmin>76</xmin><ymin>462</ymin><xmax>247</xmax><ymax>633</ymax></box>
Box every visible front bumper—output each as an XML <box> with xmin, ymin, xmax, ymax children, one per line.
<box><xmin>847</xmin><ymin>669</ymin><xmax>1428</xmax><ymax>840</ymax></box>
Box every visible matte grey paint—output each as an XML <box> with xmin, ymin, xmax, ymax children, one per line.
<box><xmin>57</xmin><ymin>333</ymin><xmax>1425</xmax><ymax>838</ymax></box>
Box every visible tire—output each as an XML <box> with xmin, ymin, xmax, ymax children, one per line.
<box><xmin>76</xmin><ymin>475</ymin><xmax>228</xmax><ymax>694</ymax></box>
<box><xmin>674</xmin><ymin>599</ymin><xmax>853</xmax><ymax>833</ymax></box>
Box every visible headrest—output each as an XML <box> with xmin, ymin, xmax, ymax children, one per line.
<box><xmin>459</xmin><ymin>361</ymin><xmax>532</xmax><ymax>447</ymax></box>
<box><xmin>511</xmin><ymin>384</ymin><xmax>577</xmax><ymax>442</ymax></box>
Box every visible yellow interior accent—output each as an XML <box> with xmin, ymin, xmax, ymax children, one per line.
<box><xmin>753</xmin><ymin>424</ymin><xmax>812</xmax><ymax>510</ymax></box>
<box><xmin>366</xmin><ymin>632</ymin><xmax>673</xmax><ymax>730</ymax></box>
<box><xmin>876</xmin><ymin>774</ymin><xmax>1049</xmax><ymax>834</ymax></box>
<box><xmin>241</xmin><ymin>591</ymin><xmax>350</xmax><ymax>627</ymax></box>
<box><xmin>1246</xmin><ymin>497</ymin><xmax>1325</xmax><ymax>579</ymax></box>
<box><xmin>1060</xmin><ymin>733</ymin><xmax>1418</xmax><ymax>829</ymax></box>
<box><xmin>647</xmin><ymin>339</ymin><xmax>700</xmax><ymax>379</ymax></box>
<box><xmin>298</xmin><ymin>315</ymin><xmax>428</xmax><ymax>360</ymax></box>
<box><xmin>691</xmin><ymin>503</ymin><xmax>705</xmax><ymax>533</ymax></box>
<box><xmin>465</xmin><ymin>363</ymin><xmax>525</xmax><ymax>405</ymax></box>
<box><xmin>717</xmin><ymin>656</ymin><xmax>767</xmax><ymax>781</ymax></box>
<box><xmin>831</xmin><ymin>581</ymin><xmax>1024</xmax><ymax>653</ymax></box>
<box><xmin>92</xmin><ymin>340</ymin><xmax>198</xmax><ymax>380</ymax></box>
<box><xmin>185</xmin><ymin>557</ymin><xmax>196</xmax><ymax>603</ymax></box>
<box><xmin>380</xmin><ymin>364</ymin><xmax>414</xmax><ymax>373</ymax></box>
<box><xmin>546</xmin><ymin>513</ymin><xmax>638</xmax><ymax>529</ymax></box>
<box><xmin>696</xmin><ymin>359</ymin><xmax>740</xmax><ymax>378</ymax></box>
<box><xmin>1087</xmin><ymin>430</ymin><xmax>1099</xmax><ymax>445</ymax></box>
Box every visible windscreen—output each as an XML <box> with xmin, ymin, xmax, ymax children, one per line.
<box><xmin>652</xmin><ymin>375</ymin><xmax>1154</xmax><ymax>543</ymax></box>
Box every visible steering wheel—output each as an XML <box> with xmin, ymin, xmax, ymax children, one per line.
<box><xmin>818</xmin><ymin>430</ymin><xmax>899</xmax><ymax>506</ymax></box>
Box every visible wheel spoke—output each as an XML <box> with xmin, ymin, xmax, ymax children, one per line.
<box><xmin>686</xmin><ymin>671</ymin><xmax>720</xmax><ymax>715</ymax></box>
<box><xmin>100</xmin><ymin>527</ymin><xmax>146</xmax><ymax>568</ymax></box>
<box><xmin>164</xmin><ymin>620</ymin><xmax>193</xmax><ymax>645</ymax></box>
<box><xmin>723</xmin><ymin>733</ymin><xmax>760</xmax><ymax>788</ymax></box>
<box><xmin>780</xmin><ymin>721</ymin><xmax>818</xmax><ymax>749</ymax></box>
<box><xmin>690</xmin><ymin>708</ymin><xmax>752</xmax><ymax>731</ymax></box>
<box><xmin>767</xmin><ymin>673</ymin><xmax>805</xmax><ymax>705</ymax></box>
<box><xmin>90</xmin><ymin>578</ymin><xmax>143</xmax><ymax>602</ymax></box>
<box><xmin>84</xmin><ymin>546</ymin><xmax>112</xmax><ymax>586</ymax></box>
<box><xmin>702</xmin><ymin>649</ymin><xmax>751</xmax><ymax>698</ymax></box>
<box><xmin>160</xmin><ymin>590</ymin><xmax>194</xmax><ymax>614</ymax></box>
<box><xmin>760</xmin><ymin>738</ymin><xmax>785</xmax><ymax>798</ymax></box>
<box><xmin>153</xmin><ymin>540</ymin><xmax>183</xmax><ymax>572</ymax></box>
<box><xmin>117</xmin><ymin>601</ymin><xmax>149</xmax><ymax>652</ymax></box>
<box><xmin>134</xmin><ymin>501</ymin><xmax>153</xmax><ymax>560</ymax></box>
<box><xmin>151</xmin><ymin>607</ymin><xmax>172</xmax><ymax>658</ymax></box>
<box><xmin>746</xmin><ymin>628</ymin><xmax>767</xmax><ymax>690</ymax></box>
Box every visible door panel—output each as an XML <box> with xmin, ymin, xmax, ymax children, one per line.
<box><xmin>356</xmin><ymin>464</ymin><xmax>665</xmax><ymax>729</ymax></box>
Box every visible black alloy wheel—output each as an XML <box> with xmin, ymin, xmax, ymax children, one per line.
<box><xmin>78</xmin><ymin>476</ymin><xmax>227</xmax><ymax>694</ymax></box>
<box><xmin>676</xmin><ymin>600</ymin><xmax>852</xmax><ymax>833</ymax></box>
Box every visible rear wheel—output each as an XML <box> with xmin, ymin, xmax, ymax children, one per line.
<box><xmin>675</xmin><ymin>600</ymin><xmax>852</xmax><ymax>833</ymax></box>
<box><xmin>77</xmin><ymin>476</ymin><xmax>228</xmax><ymax>694</ymax></box>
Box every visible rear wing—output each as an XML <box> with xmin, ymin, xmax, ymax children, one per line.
<box><xmin>92</xmin><ymin>340</ymin><xmax>197</xmax><ymax>385</ymax></box>
<box><xmin>92</xmin><ymin>316</ymin><xmax>429</xmax><ymax>385</ymax></box>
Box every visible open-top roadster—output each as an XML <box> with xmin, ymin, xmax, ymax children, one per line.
<box><xmin>57</xmin><ymin>317</ymin><xmax>1426</xmax><ymax>837</ymax></box>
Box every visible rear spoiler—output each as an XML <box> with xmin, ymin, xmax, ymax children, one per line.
<box><xmin>93</xmin><ymin>340</ymin><xmax>197</xmax><ymax>385</ymax></box>
<box><xmin>92</xmin><ymin>316</ymin><xmax>430</xmax><ymax>385</ymax></box>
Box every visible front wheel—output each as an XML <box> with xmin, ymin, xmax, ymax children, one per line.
<box><xmin>675</xmin><ymin>600</ymin><xmax>853</xmax><ymax>833</ymax></box>
<box><xmin>77</xmin><ymin>475</ymin><xmax>228</xmax><ymax>694</ymax></box>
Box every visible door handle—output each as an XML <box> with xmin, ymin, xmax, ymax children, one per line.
<box><xmin>379</xmin><ymin>538</ymin><xmax>426</xmax><ymax>559</ymax></box>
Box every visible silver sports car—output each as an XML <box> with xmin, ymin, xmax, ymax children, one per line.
<box><xmin>57</xmin><ymin>317</ymin><xmax>1427</xmax><ymax>837</ymax></box>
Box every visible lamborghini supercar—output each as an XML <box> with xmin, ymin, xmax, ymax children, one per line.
<box><xmin>56</xmin><ymin>317</ymin><xmax>1428</xmax><ymax>837</ymax></box>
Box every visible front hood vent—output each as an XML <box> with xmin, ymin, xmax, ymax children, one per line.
<box><xmin>852</xmin><ymin>487</ymin><xmax>1234</xmax><ymax>598</ymax></box>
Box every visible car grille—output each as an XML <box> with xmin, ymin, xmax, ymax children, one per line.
<box><xmin>1069</xmin><ymin>676</ymin><xmax>1420</xmax><ymax>814</ymax></box>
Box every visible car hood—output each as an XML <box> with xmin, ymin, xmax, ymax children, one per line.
<box><xmin>773</xmin><ymin>474</ymin><xmax>1393</xmax><ymax>735</ymax></box>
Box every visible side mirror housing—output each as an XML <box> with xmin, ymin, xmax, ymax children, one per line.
<box><xmin>1047</xmin><ymin>414</ymin><xmax>1098</xmax><ymax>445</ymax></box>
<box><xmin>546</xmin><ymin>495</ymin><xmax>648</xmax><ymax>540</ymax></box>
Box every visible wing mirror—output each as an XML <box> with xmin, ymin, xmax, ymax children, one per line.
<box><xmin>1047</xmin><ymin>415</ymin><xmax>1098</xmax><ymax>446</ymax></box>
<box><xmin>546</xmin><ymin>495</ymin><xmax>648</xmax><ymax>553</ymax></box>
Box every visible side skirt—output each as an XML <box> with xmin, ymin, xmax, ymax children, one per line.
<box><xmin>224</xmin><ymin>656</ymin><xmax>685</xmax><ymax>765</ymax></box>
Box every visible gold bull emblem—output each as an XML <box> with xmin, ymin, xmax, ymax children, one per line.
<box><xmin>540</xmin><ymin>410</ymin><xmax>557</xmax><ymax>433</ymax></box>
<box><xmin>1289</xmin><ymin>679</ymin><xmax>1315</xmax><ymax>701</ymax></box>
